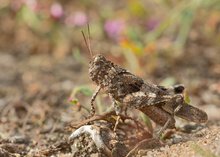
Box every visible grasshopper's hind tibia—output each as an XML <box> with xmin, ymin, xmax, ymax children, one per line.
<box><xmin>157</xmin><ymin>103</ymin><xmax>183</xmax><ymax>137</ymax></box>
<box><xmin>140</xmin><ymin>105</ymin><xmax>176</xmax><ymax>138</ymax></box>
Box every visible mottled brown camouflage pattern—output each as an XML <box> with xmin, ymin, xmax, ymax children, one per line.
<box><xmin>89</xmin><ymin>54</ymin><xmax>208</xmax><ymax>128</ymax></box>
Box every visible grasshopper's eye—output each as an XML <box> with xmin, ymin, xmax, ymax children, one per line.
<box><xmin>174</xmin><ymin>85</ymin><xmax>185</xmax><ymax>93</ymax></box>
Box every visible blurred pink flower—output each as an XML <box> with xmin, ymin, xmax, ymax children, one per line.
<box><xmin>50</xmin><ymin>2</ymin><xmax>64</xmax><ymax>20</ymax></box>
<box><xmin>146</xmin><ymin>18</ymin><xmax>160</xmax><ymax>31</ymax></box>
<box><xmin>65</xmin><ymin>11</ymin><xmax>88</xmax><ymax>27</ymax></box>
<box><xmin>104</xmin><ymin>19</ymin><xmax>125</xmax><ymax>41</ymax></box>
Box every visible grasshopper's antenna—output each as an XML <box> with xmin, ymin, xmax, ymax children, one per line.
<box><xmin>81</xmin><ymin>25</ymin><xmax>93</xmax><ymax>58</ymax></box>
<box><xmin>87</xmin><ymin>24</ymin><xmax>93</xmax><ymax>57</ymax></box>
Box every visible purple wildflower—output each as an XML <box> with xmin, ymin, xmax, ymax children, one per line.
<box><xmin>104</xmin><ymin>19</ymin><xmax>125</xmax><ymax>41</ymax></box>
<box><xmin>65</xmin><ymin>11</ymin><xmax>88</xmax><ymax>27</ymax></box>
<box><xmin>146</xmin><ymin>18</ymin><xmax>160</xmax><ymax>31</ymax></box>
<box><xmin>50</xmin><ymin>2</ymin><xmax>64</xmax><ymax>20</ymax></box>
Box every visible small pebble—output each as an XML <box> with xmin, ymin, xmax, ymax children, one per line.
<box><xmin>10</xmin><ymin>135</ymin><xmax>30</xmax><ymax>144</ymax></box>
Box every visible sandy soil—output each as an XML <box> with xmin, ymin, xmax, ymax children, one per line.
<box><xmin>0</xmin><ymin>44</ymin><xmax>219</xmax><ymax>157</ymax></box>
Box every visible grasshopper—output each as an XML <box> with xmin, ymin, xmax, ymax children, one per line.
<box><xmin>82</xmin><ymin>27</ymin><xmax>208</xmax><ymax>136</ymax></box>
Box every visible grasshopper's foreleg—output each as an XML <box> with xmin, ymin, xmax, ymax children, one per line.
<box><xmin>89</xmin><ymin>86</ymin><xmax>101</xmax><ymax>117</ymax></box>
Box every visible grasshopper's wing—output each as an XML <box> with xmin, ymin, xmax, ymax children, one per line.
<box><xmin>119</xmin><ymin>72</ymin><xmax>144</xmax><ymax>92</ymax></box>
<box><xmin>110</xmin><ymin>71</ymin><xmax>145</xmax><ymax>103</ymax></box>
<box><xmin>175</xmin><ymin>102</ymin><xmax>208</xmax><ymax>123</ymax></box>
<box><xmin>122</xmin><ymin>84</ymin><xmax>172</xmax><ymax>108</ymax></box>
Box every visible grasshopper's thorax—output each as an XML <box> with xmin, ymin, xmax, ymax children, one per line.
<box><xmin>89</xmin><ymin>54</ymin><xmax>116</xmax><ymax>87</ymax></box>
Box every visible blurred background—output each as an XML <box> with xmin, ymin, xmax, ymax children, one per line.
<box><xmin>0</xmin><ymin>0</ymin><xmax>220</xmax><ymax>156</ymax></box>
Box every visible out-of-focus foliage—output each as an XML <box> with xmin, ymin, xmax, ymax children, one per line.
<box><xmin>69</xmin><ymin>85</ymin><xmax>93</xmax><ymax>105</ymax></box>
<box><xmin>0</xmin><ymin>0</ymin><xmax>220</xmax><ymax>74</ymax></box>
<box><xmin>69</xmin><ymin>85</ymin><xmax>106</xmax><ymax>114</ymax></box>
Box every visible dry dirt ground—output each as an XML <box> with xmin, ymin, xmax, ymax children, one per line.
<box><xmin>0</xmin><ymin>45</ymin><xmax>219</xmax><ymax>157</ymax></box>
<box><xmin>137</xmin><ymin>122</ymin><xmax>220</xmax><ymax>157</ymax></box>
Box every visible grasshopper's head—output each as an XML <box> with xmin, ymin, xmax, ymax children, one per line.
<box><xmin>80</xmin><ymin>27</ymin><xmax>114</xmax><ymax>86</ymax></box>
<box><xmin>89</xmin><ymin>54</ymin><xmax>112</xmax><ymax>86</ymax></box>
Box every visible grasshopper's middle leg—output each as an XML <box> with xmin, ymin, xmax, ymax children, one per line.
<box><xmin>109</xmin><ymin>94</ymin><xmax>122</xmax><ymax>132</ymax></box>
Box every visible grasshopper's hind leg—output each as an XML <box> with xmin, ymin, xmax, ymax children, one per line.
<box><xmin>156</xmin><ymin>94</ymin><xmax>184</xmax><ymax>137</ymax></box>
<box><xmin>156</xmin><ymin>103</ymin><xmax>183</xmax><ymax>138</ymax></box>
<box><xmin>156</xmin><ymin>105</ymin><xmax>182</xmax><ymax>138</ymax></box>
<box><xmin>156</xmin><ymin>116</ymin><xmax>172</xmax><ymax>138</ymax></box>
